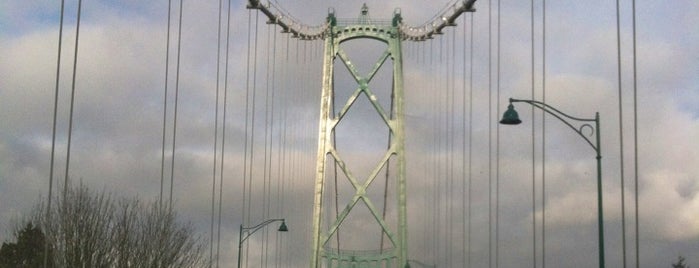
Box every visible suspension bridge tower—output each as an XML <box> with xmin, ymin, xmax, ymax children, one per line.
<box><xmin>310</xmin><ymin>5</ymin><xmax>409</xmax><ymax>268</ymax></box>
<box><xmin>246</xmin><ymin>1</ymin><xmax>476</xmax><ymax>266</ymax></box>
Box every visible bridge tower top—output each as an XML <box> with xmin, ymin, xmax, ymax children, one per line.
<box><xmin>248</xmin><ymin>0</ymin><xmax>476</xmax><ymax>41</ymax></box>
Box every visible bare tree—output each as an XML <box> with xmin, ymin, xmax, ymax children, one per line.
<box><xmin>26</xmin><ymin>183</ymin><xmax>208</xmax><ymax>267</ymax></box>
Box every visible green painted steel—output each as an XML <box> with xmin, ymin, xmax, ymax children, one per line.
<box><xmin>310</xmin><ymin>8</ymin><xmax>408</xmax><ymax>268</ymax></box>
<box><xmin>243</xmin><ymin>2</ymin><xmax>477</xmax><ymax>267</ymax></box>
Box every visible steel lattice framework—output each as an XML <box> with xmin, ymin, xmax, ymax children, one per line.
<box><xmin>310</xmin><ymin>8</ymin><xmax>408</xmax><ymax>267</ymax></box>
<box><xmin>247</xmin><ymin>1</ymin><xmax>477</xmax><ymax>267</ymax></box>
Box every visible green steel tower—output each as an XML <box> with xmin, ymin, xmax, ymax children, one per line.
<box><xmin>310</xmin><ymin>7</ymin><xmax>408</xmax><ymax>268</ymax></box>
<box><xmin>246</xmin><ymin>1</ymin><xmax>476</xmax><ymax>267</ymax></box>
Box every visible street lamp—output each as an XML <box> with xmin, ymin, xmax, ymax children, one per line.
<box><xmin>237</xmin><ymin>218</ymin><xmax>288</xmax><ymax>268</ymax></box>
<box><xmin>500</xmin><ymin>98</ymin><xmax>604</xmax><ymax>268</ymax></box>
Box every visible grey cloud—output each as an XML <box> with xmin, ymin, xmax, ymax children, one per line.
<box><xmin>2</xmin><ymin>0</ymin><xmax>699</xmax><ymax>267</ymax></box>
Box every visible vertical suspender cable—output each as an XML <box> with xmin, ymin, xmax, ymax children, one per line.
<box><xmin>262</xmin><ymin>23</ymin><xmax>279</xmax><ymax>266</ymax></box>
<box><xmin>425</xmin><ymin>38</ymin><xmax>433</xmax><ymax>264</ymax></box>
<box><xmin>250</xmin><ymin>9</ymin><xmax>260</xmax><ymax>229</ymax></box>
<box><xmin>632</xmin><ymin>0</ymin><xmax>640</xmax><ymax>266</ymax></box>
<box><xmin>261</xmin><ymin>24</ymin><xmax>272</xmax><ymax>267</ymax></box>
<box><xmin>278</xmin><ymin>34</ymin><xmax>285</xmax><ymax>265</ymax></box>
<box><xmin>496</xmin><ymin>0</ymin><xmax>501</xmax><ymax>266</ymax></box>
<box><xmin>241</xmin><ymin>9</ymin><xmax>253</xmax><ymax>266</ymax></box>
<box><xmin>435</xmin><ymin>36</ymin><xmax>439</xmax><ymax>264</ymax></box>
<box><xmin>275</xmin><ymin>32</ymin><xmax>281</xmax><ymax>268</ymax></box>
<box><xmin>241</xmin><ymin>9</ymin><xmax>252</xmax><ymax>253</ymax></box>
<box><xmin>468</xmin><ymin>13</ymin><xmax>474</xmax><ymax>268</ymax></box>
<box><xmin>45</xmin><ymin>1</ymin><xmax>66</xmax><ymax>267</ymax></box>
<box><xmin>488</xmin><ymin>0</ymin><xmax>494</xmax><ymax>266</ymax></box>
<box><xmin>530</xmin><ymin>0</ymin><xmax>537</xmax><ymax>266</ymax></box>
<box><xmin>418</xmin><ymin>37</ymin><xmax>426</xmax><ymax>262</ymax></box>
<box><xmin>269</xmin><ymin>24</ymin><xmax>279</xmax><ymax>268</ymax></box>
<box><xmin>446</xmin><ymin>28</ymin><xmax>454</xmax><ymax>267</ymax></box>
<box><xmin>431</xmin><ymin>37</ymin><xmax>438</xmax><ymax>264</ymax></box>
<box><xmin>302</xmin><ymin>40</ymin><xmax>311</xmax><ymax>242</ymax></box>
<box><xmin>432</xmin><ymin>37</ymin><xmax>438</xmax><ymax>264</ymax></box>
<box><xmin>541</xmin><ymin>0</ymin><xmax>547</xmax><ymax>266</ymax></box>
<box><xmin>440</xmin><ymin>29</ymin><xmax>447</xmax><ymax>267</ymax></box>
<box><xmin>434</xmin><ymin>35</ymin><xmax>441</xmax><ymax>265</ymax></box>
<box><xmin>615</xmin><ymin>0</ymin><xmax>628</xmax><ymax>266</ymax></box>
<box><xmin>160</xmin><ymin>0</ymin><xmax>173</xmax><ymax>211</ymax></box>
<box><xmin>279</xmin><ymin>35</ymin><xmax>291</xmax><ymax>265</ymax></box>
<box><xmin>246</xmin><ymin>11</ymin><xmax>260</xmax><ymax>266</ymax></box>
<box><xmin>169</xmin><ymin>0</ymin><xmax>184</xmax><ymax>211</ymax></box>
<box><xmin>446</xmin><ymin>27</ymin><xmax>456</xmax><ymax>266</ymax></box>
<box><xmin>442</xmin><ymin>32</ymin><xmax>447</xmax><ymax>264</ymax></box>
<box><xmin>422</xmin><ymin>38</ymin><xmax>426</xmax><ymax>65</ymax></box>
<box><xmin>290</xmin><ymin>37</ymin><xmax>298</xmax><ymax>209</ymax></box>
<box><xmin>63</xmin><ymin>0</ymin><xmax>83</xmax><ymax>202</ymax></box>
<box><xmin>439</xmin><ymin>34</ymin><xmax>445</xmax><ymax>264</ymax></box>
<box><xmin>429</xmin><ymin>38</ymin><xmax>435</xmax><ymax>264</ymax></box>
<box><xmin>274</xmin><ymin>27</ymin><xmax>286</xmax><ymax>268</ymax></box>
<box><xmin>216</xmin><ymin>1</ymin><xmax>233</xmax><ymax>266</ymax></box>
<box><xmin>285</xmin><ymin>36</ymin><xmax>292</xmax><ymax>265</ymax></box>
<box><xmin>302</xmin><ymin>39</ymin><xmax>309</xmax><ymax>251</ymax></box>
<box><xmin>209</xmin><ymin>0</ymin><xmax>224</xmax><ymax>264</ymax></box>
<box><xmin>444</xmin><ymin>27</ymin><xmax>452</xmax><ymax>266</ymax></box>
<box><xmin>461</xmin><ymin>13</ymin><xmax>468</xmax><ymax>268</ymax></box>
<box><xmin>451</xmin><ymin>26</ymin><xmax>457</xmax><ymax>267</ymax></box>
<box><xmin>415</xmin><ymin>38</ymin><xmax>425</xmax><ymax>260</ymax></box>
<box><xmin>265</xmin><ymin>24</ymin><xmax>272</xmax><ymax>266</ymax></box>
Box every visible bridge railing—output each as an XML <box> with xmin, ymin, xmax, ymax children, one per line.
<box><xmin>335</xmin><ymin>18</ymin><xmax>393</xmax><ymax>27</ymax></box>
<box><xmin>321</xmin><ymin>247</ymin><xmax>399</xmax><ymax>268</ymax></box>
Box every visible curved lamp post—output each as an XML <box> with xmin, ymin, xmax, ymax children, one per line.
<box><xmin>237</xmin><ymin>218</ymin><xmax>288</xmax><ymax>268</ymax></box>
<box><xmin>500</xmin><ymin>98</ymin><xmax>604</xmax><ymax>268</ymax></box>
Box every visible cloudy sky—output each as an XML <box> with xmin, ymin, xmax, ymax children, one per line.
<box><xmin>1</xmin><ymin>0</ymin><xmax>698</xmax><ymax>267</ymax></box>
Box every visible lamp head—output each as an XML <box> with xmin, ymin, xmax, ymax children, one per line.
<box><xmin>278</xmin><ymin>220</ymin><xmax>288</xmax><ymax>232</ymax></box>
<box><xmin>500</xmin><ymin>103</ymin><xmax>522</xmax><ymax>125</ymax></box>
